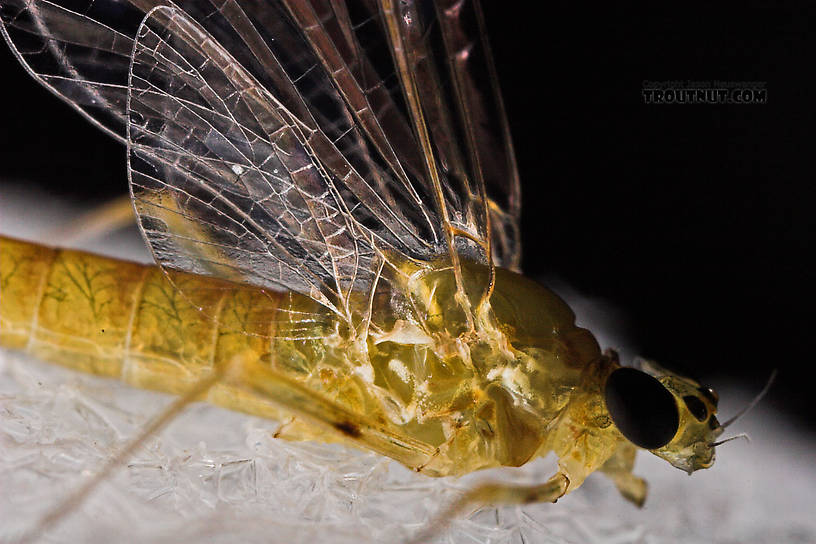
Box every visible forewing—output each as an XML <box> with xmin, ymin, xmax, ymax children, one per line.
<box><xmin>2</xmin><ymin>0</ymin><xmax>523</xmax><ymax>315</ymax></box>
<box><xmin>127</xmin><ymin>6</ymin><xmax>425</xmax><ymax>320</ymax></box>
<box><xmin>376</xmin><ymin>0</ymin><xmax>522</xmax><ymax>272</ymax></box>
<box><xmin>436</xmin><ymin>0</ymin><xmax>522</xmax><ymax>271</ymax></box>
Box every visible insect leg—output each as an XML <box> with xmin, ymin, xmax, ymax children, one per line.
<box><xmin>12</xmin><ymin>370</ymin><xmax>222</xmax><ymax>544</ymax></box>
<box><xmin>272</xmin><ymin>415</ymin><xmax>297</xmax><ymax>438</ymax></box>
<box><xmin>406</xmin><ymin>472</ymin><xmax>570</xmax><ymax>544</ymax></box>
<box><xmin>599</xmin><ymin>443</ymin><xmax>648</xmax><ymax>507</ymax></box>
<box><xmin>46</xmin><ymin>195</ymin><xmax>135</xmax><ymax>245</ymax></box>
<box><xmin>229</xmin><ymin>353</ymin><xmax>437</xmax><ymax>469</ymax></box>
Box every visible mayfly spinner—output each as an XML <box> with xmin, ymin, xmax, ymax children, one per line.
<box><xmin>0</xmin><ymin>0</ymin><xmax>767</xmax><ymax>540</ymax></box>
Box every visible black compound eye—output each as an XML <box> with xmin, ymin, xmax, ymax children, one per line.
<box><xmin>604</xmin><ymin>368</ymin><xmax>679</xmax><ymax>450</ymax></box>
<box><xmin>683</xmin><ymin>395</ymin><xmax>708</xmax><ymax>421</ymax></box>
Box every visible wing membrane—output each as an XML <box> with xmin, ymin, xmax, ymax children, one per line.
<box><xmin>2</xmin><ymin>0</ymin><xmax>524</xmax><ymax>318</ymax></box>
<box><xmin>129</xmin><ymin>6</ymin><xmax>396</xmax><ymax>319</ymax></box>
<box><xmin>0</xmin><ymin>0</ymin><xmax>143</xmax><ymax>141</ymax></box>
<box><xmin>376</xmin><ymin>0</ymin><xmax>522</xmax><ymax>274</ymax></box>
<box><xmin>434</xmin><ymin>0</ymin><xmax>522</xmax><ymax>271</ymax></box>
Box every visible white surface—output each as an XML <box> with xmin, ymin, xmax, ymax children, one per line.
<box><xmin>1</xmin><ymin>187</ymin><xmax>815</xmax><ymax>543</ymax></box>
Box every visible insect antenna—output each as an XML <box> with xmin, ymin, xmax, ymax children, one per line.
<box><xmin>709</xmin><ymin>432</ymin><xmax>751</xmax><ymax>448</ymax></box>
<box><xmin>11</xmin><ymin>370</ymin><xmax>222</xmax><ymax>544</ymax></box>
<box><xmin>719</xmin><ymin>369</ymin><xmax>778</xmax><ymax>429</ymax></box>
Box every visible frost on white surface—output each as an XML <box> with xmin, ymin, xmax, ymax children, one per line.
<box><xmin>1</xmin><ymin>351</ymin><xmax>815</xmax><ymax>544</ymax></box>
<box><xmin>1</xmin><ymin>188</ymin><xmax>815</xmax><ymax>543</ymax></box>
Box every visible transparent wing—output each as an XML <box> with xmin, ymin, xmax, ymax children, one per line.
<box><xmin>439</xmin><ymin>0</ymin><xmax>522</xmax><ymax>272</ymax></box>
<box><xmin>1</xmin><ymin>0</ymin><xmax>523</xmax><ymax>317</ymax></box>
<box><xmin>128</xmin><ymin>5</ymin><xmax>434</xmax><ymax>321</ymax></box>
<box><xmin>0</xmin><ymin>0</ymin><xmax>143</xmax><ymax>142</ymax></box>
<box><xmin>375</xmin><ymin>0</ymin><xmax>522</xmax><ymax>273</ymax></box>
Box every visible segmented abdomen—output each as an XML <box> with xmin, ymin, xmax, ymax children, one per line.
<box><xmin>0</xmin><ymin>235</ymin><xmax>330</xmax><ymax>426</ymax></box>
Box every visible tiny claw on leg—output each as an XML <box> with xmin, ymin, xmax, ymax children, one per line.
<box><xmin>405</xmin><ymin>473</ymin><xmax>569</xmax><ymax>544</ymax></box>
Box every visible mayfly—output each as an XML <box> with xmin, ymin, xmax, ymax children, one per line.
<box><xmin>0</xmin><ymin>0</ymin><xmax>766</xmax><ymax>541</ymax></box>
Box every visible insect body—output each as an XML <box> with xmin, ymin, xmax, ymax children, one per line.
<box><xmin>0</xmin><ymin>234</ymin><xmax>723</xmax><ymax>503</ymax></box>
<box><xmin>0</xmin><ymin>236</ymin><xmax>602</xmax><ymax>478</ymax></box>
<box><xmin>0</xmin><ymin>0</ymin><xmax>731</xmax><ymax>537</ymax></box>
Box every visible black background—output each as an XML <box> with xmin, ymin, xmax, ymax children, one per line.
<box><xmin>0</xmin><ymin>2</ymin><xmax>812</xmax><ymax>426</ymax></box>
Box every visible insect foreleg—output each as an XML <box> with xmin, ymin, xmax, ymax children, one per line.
<box><xmin>599</xmin><ymin>443</ymin><xmax>648</xmax><ymax>507</ymax></box>
<box><xmin>405</xmin><ymin>472</ymin><xmax>570</xmax><ymax>544</ymax></box>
